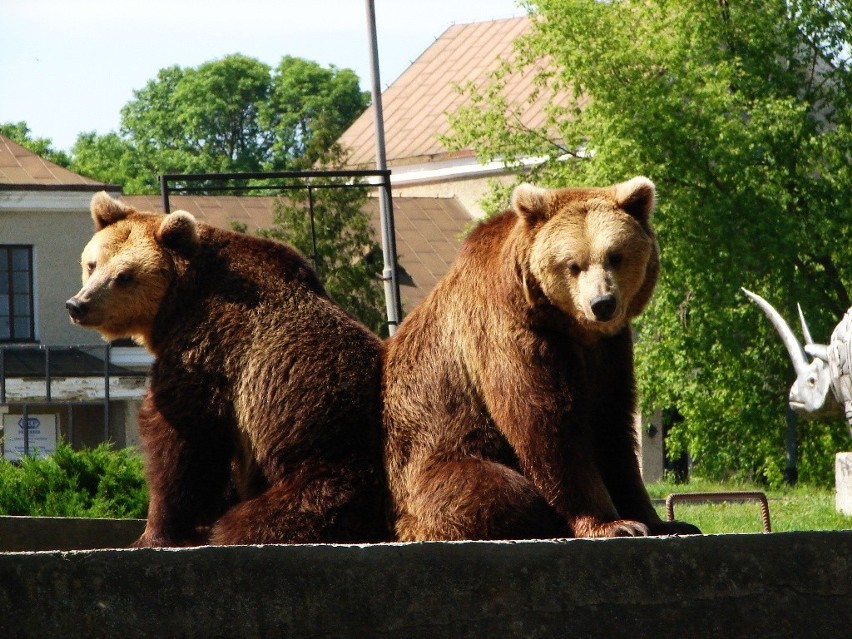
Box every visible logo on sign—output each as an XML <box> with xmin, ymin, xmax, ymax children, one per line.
<box><xmin>17</xmin><ymin>416</ymin><xmax>41</xmax><ymax>431</ymax></box>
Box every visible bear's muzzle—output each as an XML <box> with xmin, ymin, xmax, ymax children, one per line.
<box><xmin>590</xmin><ymin>294</ymin><xmax>617</xmax><ymax>322</ymax></box>
<box><xmin>65</xmin><ymin>297</ymin><xmax>89</xmax><ymax>322</ymax></box>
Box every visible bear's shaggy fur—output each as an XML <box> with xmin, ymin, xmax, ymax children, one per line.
<box><xmin>68</xmin><ymin>193</ymin><xmax>389</xmax><ymax>546</ymax></box>
<box><xmin>382</xmin><ymin>177</ymin><xmax>699</xmax><ymax>540</ymax></box>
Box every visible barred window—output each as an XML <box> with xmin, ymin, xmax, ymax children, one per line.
<box><xmin>0</xmin><ymin>246</ymin><xmax>35</xmax><ymax>342</ymax></box>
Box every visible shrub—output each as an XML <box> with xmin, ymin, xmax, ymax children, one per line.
<box><xmin>0</xmin><ymin>441</ymin><xmax>147</xmax><ymax>518</ymax></box>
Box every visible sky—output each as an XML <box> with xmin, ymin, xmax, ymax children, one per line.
<box><xmin>0</xmin><ymin>0</ymin><xmax>526</xmax><ymax>153</ymax></box>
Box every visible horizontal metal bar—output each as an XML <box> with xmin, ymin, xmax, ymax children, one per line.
<box><xmin>160</xmin><ymin>169</ymin><xmax>391</xmax><ymax>182</ymax></box>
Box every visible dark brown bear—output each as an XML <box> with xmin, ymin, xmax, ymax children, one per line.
<box><xmin>382</xmin><ymin>177</ymin><xmax>699</xmax><ymax>540</ymax></box>
<box><xmin>67</xmin><ymin>192</ymin><xmax>389</xmax><ymax>546</ymax></box>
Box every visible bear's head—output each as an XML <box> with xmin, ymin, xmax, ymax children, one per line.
<box><xmin>513</xmin><ymin>176</ymin><xmax>659</xmax><ymax>338</ymax></box>
<box><xmin>66</xmin><ymin>191</ymin><xmax>200</xmax><ymax>349</ymax></box>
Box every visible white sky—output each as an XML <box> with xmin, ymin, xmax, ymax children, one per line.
<box><xmin>0</xmin><ymin>0</ymin><xmax>526</xmax><ymax>152</ymax></box>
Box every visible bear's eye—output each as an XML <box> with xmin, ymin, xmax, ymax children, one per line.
<box><xmin>114</xmin><ymin>271</ymin><xmax>134</xmax><ymax>285</ymax></box>
<box><xmin>608</xmin><ymin>252</ymin><xmax>623</xmax><ymax>268</ymax></box>
<box><xmin>567</xmin><ymin>262</ymin><xmax>582</xmax><ymax>275</ymax></box>
<box><xmin>86</xmin><ymin>262</ymin><xmax>96</xmax><ymax>275</ymax></box>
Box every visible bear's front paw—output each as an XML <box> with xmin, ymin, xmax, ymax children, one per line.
<box><xmin>131</xmin><ymin>526</ymin><xmax>207</xmax><ymax>548</ymax></box>
<box><xmin>603</xmin><ymin>520</ymin><xmax>650</xmax><ymax>537</ymax></box>
<box><xmin>649</xmin><ymin>520</ymin><xmax>702</xmax><ymax>536</ymax></box>
<box><xmin>575</xmin><ymin>518</ymin><xmax>650</xmax><ymax>538</ymax></box>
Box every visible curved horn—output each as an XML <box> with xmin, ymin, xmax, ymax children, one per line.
<box><xmin>797</xmin><ymin>303</ymin><xmax>814</xmax><ymax>345</ymax></box>
<box><xmin>741</xmin><ymin>288</ymin><xmax>809</xmax><ymax>376</ymax></box>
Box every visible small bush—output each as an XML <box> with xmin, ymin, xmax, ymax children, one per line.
<box><xmin>0</xmin><ymin>441</ymin><xmax>147</xmax><ymax>518</ymax></box>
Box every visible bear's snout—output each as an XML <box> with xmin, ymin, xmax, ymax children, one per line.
<box><xmin>590</xmin><ymin>294</ymin><xmax>617</xmax><ymax>321</ymax></box>
<box><xmin>66</xmin><ymin>297</ymin><xmax>89</xmax><ymax>321</ymax></box>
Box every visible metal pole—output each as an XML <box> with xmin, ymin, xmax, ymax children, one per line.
<box><xmin>365</xmin><ymin>0</ymin><xmax>402</xmax><ymax>336</ymax></box>
<box><xmin>67</xmin><ymin>404</ymin><xmax>74</xmax><ymax>448</ymax></box>
<box><xmin>22</xmin><ymin>404</ymin><xmax>29</xmax><ymax>458</ymax></box>
<box><xmin>307</xmin><ymin>185</ymin><xmax>320</xmax><ymax>275</ymax></box>
<box><xmin>104</xmin><ymin>345</ymin><xmax>110</xmax><ymax>443</ymax></box>
<box><xmin>44</xmin><ymin>346</ymin><xmax>51</xmax><ymax>402</ymax></box>
<box><xmin>160</xmin><ymin>175</ymin><xmax>171</xmax><ymax>214</ymax></box>
<box><xmin>0</xmin><ymin>347</ymin><xmax>6</xmax><ymax>405</ymax></box>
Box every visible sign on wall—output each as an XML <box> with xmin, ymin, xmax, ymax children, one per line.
<box><xmin>2</xmin><ymin>413</ymin><xmax>57</xmax><ymax>461</ymax></box>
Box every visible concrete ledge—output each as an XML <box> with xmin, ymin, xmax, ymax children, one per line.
<box><xmin>2</xmin><ymin>531</ymin><xmax>851</xmax><ymax>638</ymax></box>
<box><xmin>0</xmin><ymin>516</ymin><xmax>145</xmax><ymax>552</ymax></box>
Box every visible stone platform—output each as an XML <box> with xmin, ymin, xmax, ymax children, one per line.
<box><xmin>1</xmin><ymin>527</ymin><xmax>850</xmax><ymax>638</ymax></box>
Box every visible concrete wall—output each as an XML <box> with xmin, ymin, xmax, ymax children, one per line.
<box><xmin>0</xmin><ymin>516</ymin><xmax>144</xmax><ymax>552</ymax></box>
<box><xmin>838</xmin><ymin>452</ymin><xmax>852</xmax><ymax>515</ymax></box>
<box><xmin>1</xmin><ymin>530</ymin><xmax>850</xmax><ymax>638</ymax></box>
<box><xmin>639</xmin><ymin>409</ymin><xmax>664</xmax><ymax>483</ymax></box>
<box><xmin>393</xmin><ymin>173</ymin><xmax>516</xmax><ymax>219</ymax></box>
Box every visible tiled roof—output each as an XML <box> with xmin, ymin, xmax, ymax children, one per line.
<box><xmin>338</xmin><ymin>17</ymin><xmax>573</xmax><ymax>168</ymax></box>
<box><xmin>0</xmin><ymin>134</ymin><xmax>106</xmax><ymax>188</ymax></box>
<box><xmin>122</xmin><ymin>194</ymin><xmax>470</xmax><ymax>311</ymax></box>
<box><xmin>122</xmin><ymin>194</ymin><xmax>275</xmax><ymax>233</ymax></box>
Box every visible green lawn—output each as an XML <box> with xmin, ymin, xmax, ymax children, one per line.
<box><xmin>647</xmin><ymin>478</ymin><xmax>852</xmax><ymax>534</ymax></box>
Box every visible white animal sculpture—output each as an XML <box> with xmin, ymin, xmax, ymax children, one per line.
<box><xmin>742</xmin><ymin>288</ymin><xmax>852</xmax><ymax>436</ymax></box>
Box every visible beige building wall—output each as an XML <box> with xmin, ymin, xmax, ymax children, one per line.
<box><xmin>0</xmin><ymin>191</ymin><xmax>108</xmax><ymax>346</ymax></box>
<box><xmin>392</xmin><ymin>175</ymin><xmax>516</xmax><ymax>219</ymax></box>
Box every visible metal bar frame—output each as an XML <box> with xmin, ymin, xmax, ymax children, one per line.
<box><xmin>665</xmin><ymin>491</ymin><xmax>772</xmax><ymax>533</ymax></box>
<box><xmin>0</xmin><ymin>344</ymin><xmax>134</xmax><ymax>459</ymax></box>
<box><xmin>159</xmin><ymin>169</ymin><xmax>403</xmax><ymax>333</ymax></box>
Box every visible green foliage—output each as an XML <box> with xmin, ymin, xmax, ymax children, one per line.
<box><xmin>264</xmin><ymin>56</ymin><xmax>371</xmax><ymax>169</ymax></box>
<box><xmin>70</xmin><ymin>131</ymin><xmax>156</xmax><ymax>192</ymax></box>
<box><xmin>447</xmin><ymin>0</ymin><xmax>852</xmax><ymax>485</ymax></box>
<box><xmin>62</xmin><ymin>54</ymin><xmax>369</xmax><ymax>193</ymax></box>
<box><xmin>259</xmin><ymin>176</ymin><xmax>387</xmax><ymax>335</ymax></box>
<box><xmin>121</xmin><ymin>56</ymin><xmax>274</xmax><ymax>178</ymax></box>
<box><xmin>0</xmin><ymin>441</ymin><xmax>147</xmax><ymax>518</ymax></box>
<box><xmin>0</xmin><ymin>121</ymin><xmax>72</xmax><ymax>168</ymax></box>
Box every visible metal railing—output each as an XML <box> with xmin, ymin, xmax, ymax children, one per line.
<box><xmin>665</xmin><ymin>491</ymin><xmax>772</xmax><ymax>533</ymax></box>
<box><xmin>0</xmin><ymin>344</ymin><xmax>146</xmax><ymax>458</ymax></box>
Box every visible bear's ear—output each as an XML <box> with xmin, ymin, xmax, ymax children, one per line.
<box><xmin>91</xmin><ymin>191</ymin><xmax>131</xmax><ymax>230</ymax></box>
<box><xmin>512</xmin><ymin>183</ymin><xmax>551</xmax><ymax>221</ymax></box>
<box><xmin>613</xmin><ymin>176</ymin><xmax>656</xmax><ymax>223</ymax></box>
<box><xmin>157</xmin><ymin>211</ymin><xmax>200</xmax><ymax>256</ymax></box>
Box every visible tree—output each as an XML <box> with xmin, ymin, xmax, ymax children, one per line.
<box><xmin>70</xmin><ymin>132</ymin><xmax>156</xmax><ymax>193</ymax></box>
<box><xmin>71</xmin><ymin>54</ymin><xmax>370</xmax><ymax>192</ymax></box>
<box><xmin>120</xmin><ymin>55</ymin><xmax>275</xmax><ymax>178</ymax></box>
<box><xmin>259</xmin><ymin>176</ymin><xmax>387</xmax><ymax>335</ymax></box>
<box><xmin>264</xmin><ymin>56</ymin><xmax>370</xmax><ymax>169</ymax></box>
<box><xmin>446</xmin><ymin>0</ymin><xmax>852</xmax><ymax>485</ymax></box>
<box><xmin>0</xmin><ymin>121</ymin><xmax>71</xmax><ymax>168</ymax></box>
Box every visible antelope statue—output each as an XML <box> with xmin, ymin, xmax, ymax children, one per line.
<box><xmin>742</xmin><ymin>287</ymin><xmax>852</xmax><ymax>436</ymax></box>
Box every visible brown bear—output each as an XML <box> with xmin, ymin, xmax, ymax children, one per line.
<box><xmin>67</xmin><ymin>192</ymin><xmax>389</xmax><ymax>546</ymax></box>
<box><xmin>382</xmin><ymin>177</ymin><xmax>700</xmax><ymax>540</ymax></box>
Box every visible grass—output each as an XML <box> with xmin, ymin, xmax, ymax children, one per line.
<box><xmin>1</xmin><ymin>444</ymin><xmax>850</xmax><ymax>533</ymax></box>
<box><xmin>647</xmin><ymin>478</ymin><xmax>852</xmax><ymax>534</ymax></box>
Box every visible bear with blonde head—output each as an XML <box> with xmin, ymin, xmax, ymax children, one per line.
<box><xmin>382</xmin><ymin>177</ymin><xmax>700</xmax><ymax>540</ymax></box>
<box><xmin>68</xmin><ymin>193</ymin><xmax>389</xmax><ymax>547</ymax></box>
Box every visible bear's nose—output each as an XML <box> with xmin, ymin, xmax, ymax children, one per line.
<box><xmin>590</xmin><ymin>294</ymin><xmax>616</xmax><ymax>321</ymax></box>
<box><xmin>66</xmin><ymin>298</ymin><xmax>89</xmax><ymax>321</ymax></box>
